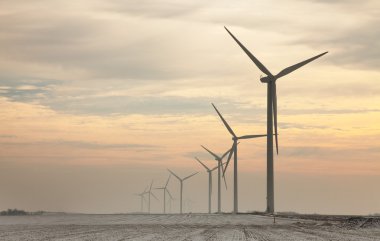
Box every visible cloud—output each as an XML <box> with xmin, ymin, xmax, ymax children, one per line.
<box><xmin>2</xmin><ymin>78</ymin><xmax>379</xmax><ymax>117</ymax></box>
<box><xmin>283</xmin><ymin>145</ymin><xmax>380</xmax><ymax>160</ymax></box>
<box><xmin>304</xmin><ymin>0</ymin><xmax>375</xmax><ymax>6</ymax></box>
<box><xmin>0</xmin><ymin>140</ymin><xmax>160</xmax><ymax>150</ymax></box>
<box><xmin>0</xmin><ymin>0</ymin><xmax>379</xmax><ymax>216</ymax></box>
<box><xmin>47</xmin><ymin>95</ymin><xmax>213</xmax><ymax>115</ymax></box>
<box><xmin>0</xmin><ymin>2</ymin><xmax>378</xmax><ymax>146</ymax></box>
<box><xmin>0</xmin><ymin>135</ymin><xmax>16</xmax><ymax>138</ymax></box>
<box><xmin>283</xmin><ymin>0</ymin><xmax>380</xmax><ymax>70</ymax></box>
<box><xmin>0</xmin><ymin>4</ymin><xmax>233</xmax><ymax>82</ymax></box>
<box><xmin>2</xmin><ymin>0</ymin><xmax>378</xmax><ymax>119</ymax></box>
<box><xmin>103</xmin><ymin>0</ymin><xmax>204</xmax><ymax>19</ymax></box>
<box><xmin>297</xmin><ymin>20</ymin><xmax>380</xmax><ymax>70</ymax></box>
<box><xmin>0</xmin><ymin>82</ymin><xmax>53</xmax><ymax>103</ymax></box>
<box><xmin>280</xmin><ymin>122</ymin><xmax>329</xmax><ymax>130</ymax></box>
<box><xmin>281</xmin><ymin>107</ymin><xmax>380</xmax><ymax>116</ymax></box>
<box><xmin>208</xmin><ymin>0</ymin><xmax>380</xmax><ymax>71</ymax></box>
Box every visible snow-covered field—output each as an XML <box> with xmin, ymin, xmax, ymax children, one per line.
<box><xmin>0</xmin><ymin>213</ymin><xmax>379</xmax><ymax>240</ymax></box>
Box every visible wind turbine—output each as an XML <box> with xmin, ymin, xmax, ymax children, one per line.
<box><xmin>167</xmin><ymin>189</ymin><xmax>174</xmax><ymax>213</ymax></box>
<box><xmin>194</xmin><ymin>157</ymin><xmax>226</xmax><ymax>214</ymax></box>
<box><xmin>146</xmin><ymin>180</ymin><xmax>159</xmax><ymax>213</ymax></box>
<box><xmin>224</xmin><ymin>26</ymin><xmax>328</xmax><ymax>213</ymax></box>
<box><xmin>201</xmin><ymin>145</ymin><xmax>231</xmax><ymax>213</ymax></box>
<box><xmin>155</xmin><ymin>174</ymin><xmax>171</xmax><ymax>214</ymax></box>
<box><xmin>134</xmin><ymin>186</ymin><xmax>148</xmax><ymax>213</ymax></box>
<box><xmin>167</xmin><ymin>169</ymin><xmax>198</xmax><ymax>214</ymax></box>
<box><xmin>212</xmin><ymin>103</ymin><xmax>266</xmax><ymax>214</ymax></box>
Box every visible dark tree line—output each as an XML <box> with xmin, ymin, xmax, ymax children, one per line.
<box><xmin>1</xmin><ymin>209</ymin><xmax>28</xmax><ymax>216</ymax></box>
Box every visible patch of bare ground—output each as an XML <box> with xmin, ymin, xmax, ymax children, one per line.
<box><xmin>0</xmin><ymin>214</ymin><xmax>379</xmax><ymax>241</ymax></box>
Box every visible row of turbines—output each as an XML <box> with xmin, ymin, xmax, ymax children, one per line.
<box><xmin>135</xmin><ymin>170</ymin><xmax>198</xmax><ymax>214</ymax></box>
<box><xmin>136</xmin><ymin>26</ymin><xmax>327</xmax><ymax>214</ymax></box>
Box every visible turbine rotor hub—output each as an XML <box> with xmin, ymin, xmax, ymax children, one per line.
<box><xmin>260</xmin><ymin>76</ymin><xmax>275</xmax><ymax>83</ymax></box>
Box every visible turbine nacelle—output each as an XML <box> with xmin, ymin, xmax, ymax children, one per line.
<box><xmin>260</xmin><ymin>75</ymin><xmax>275</xmax><ymax>83</ymax></box>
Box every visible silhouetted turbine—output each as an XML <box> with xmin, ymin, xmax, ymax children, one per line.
<box><xmin>145</xmin><ymin>180</ymin><xmax>158</xmax><ymax>213</ymax></box>
<box><xmin>201</xmin><ymin>145</ymin><xmax>231</xmax><ymax>213</ymax></box>
<box><xmin>212</xmin><ymin>103</ymin><xmax>266</xmax><ymax>214</ymax></box>
<box><xmin>224</xmin><ymin>26</ymin><xmax>327</xmax><ymax>213</ymax></box>
<box><xmin>155</xmin><ymin>174</ymin><xmax>172</xmax><ymax>214</ymax></box>
<box><xmin>195</xmin><ymin>157</ymin><xmax>226</xmax><ymax>214</ymax></box>
<box><xmin>167</xmin><ymin>169</ymin><xmax>198</xmax><ymax>214</ymax></box>
<box><xmin>134</xmin><ymin>186</ymin><xmax>148</xmax><ymax>213</ymax></box>
<box><xmin>167</xmin><ymin>189</ymin><xmax>174</xmax><ymax>213</ymax></box>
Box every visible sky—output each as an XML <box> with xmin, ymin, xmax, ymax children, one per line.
<box><xmin>0</xmin><ymin>0</ymin><xmax>379</xmax><ymax>215</ymax></box>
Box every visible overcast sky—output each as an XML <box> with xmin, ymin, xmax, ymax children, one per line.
<box><xmin>0</xmin><ymin>0</ymin><xmax>379</xmax><ymax>215</ymax></box>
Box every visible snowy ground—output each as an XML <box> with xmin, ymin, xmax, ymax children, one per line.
<box><xmin>0</xmin><ymin>213</ymin><xmax>379</xmax><ymax>240</ymax></box>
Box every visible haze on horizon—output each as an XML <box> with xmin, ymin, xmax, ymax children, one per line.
<box><xmin>0</xmin><ymin>0</ymin><xmax>379</xmax><ymax>215</ymax></box>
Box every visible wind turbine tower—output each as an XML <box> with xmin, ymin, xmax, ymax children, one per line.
<box><xmin>201</xmin><ymin>145</ymin><xmax>230</xmax><ymax>213</ymax></box>
<box><xmin>146</xmin><ymin>180</ymin><xmax>158</xmax><ymax>213</ymax></box>
<box><xmin>212</xmin><ymin>103</ymin><xmax>266</xmax><ymax>214</ymax></box>
<box><xmin>134</xmin><ymin>186</ymin><xmax>148</xmax><ymax>213</ymax></box>
<box><xmin>194</xmin><ymin>157</ymin><xmax>221</xmax><ymax>213</ymax></box>
<box><xmin>167</xmin><ymin>189</ymin><xmax>174</xmax><ymax>213</ymax></box>
<box><xmin>224</xmin><ymin>26</ymin><xmax>327</xmax><ymax>213</ymax></box>
<box><xmin>155</xmin><ymin>174</ymin><xmax>172</xmax><ymax>214</ymax></box>
<box><xmin>167</xmin><ymin>169</ymin><xmax>198</xmax><ymax>214</ymax></box>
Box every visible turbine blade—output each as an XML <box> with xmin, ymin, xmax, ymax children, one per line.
<box><xmin>238</xmin><ymin>134</ymin><xmax>267</xmax><ymax>139</ymax></box>
<box><xmin>195</xmin><ymin>157</ymin><xmax>210</xmax><ymax>171</ymax></box>
<box><xmin>210</xmin><ymin>173</ymin><xmax>212</xmax><ymax>195</ymax></box>
<box><xmin>221</xmin><ymin>161</ymin><xmax>228</xmax><ymax>190</ymax></box>
<box><xmin>201</xmin><ymin>145</ymin><xmax>220</xmax><ymax>160</ymax></box>
<box><xmin>166</xmin><ymin>189</ymin><xmax>173</xmax><ymax>199</ymax></box>
<box><xmin>275</xmin><ymin>51</ymin><xmax>328</xmax><ymax>79</ymax></box>
<box><xmin>220</xmin><ymin>160</ymin><xmax>225</xmax><ymax>176</ymax></box>
<box><xmin>151</xmin><ymin>192</ymin><xmax>159</xmax><ymax>201</ymax></box>
<box><xmin>223</xmin><ymin>145</ymin><xmax>234</xmax><ymax>177</ymax></box>
<box><xmin>183</xmin><ymin>172</ymin><xmax>198</xmax><ymax>181</ymax></box>
<box><xmin>165</xmin><ymin>174</ymin><xmax>171</xmax><ymax>188</ymax></box>
<box><xmin>212</xmin><ymin>103</ymin><xmax>236</xmax><ymax>138</ymax></box>
<box><xmin>272</xmin><ymin>82</ymin><xmax>279</xmax><ymax>155</ymax></box>
<box><xmin>210</xmin><ymin>165</ymin><xmax>218</xmax><ymax>171</ymax></box>
<box><xmin>155</xmin><ymin>187</ymin><xmax>165</xmax><ymax>190</ymax></box>
<box><xmin>167</xmin><ymin>169</ymin><xmax>181</xmax><ymax>181</ymax></box>
<box><xmin>149</xmin><ymin>180</ymin><xmax>154</xmax><ymax>191</ymax></box>
<box><xmin>221</xmin><ymin>146</ymin><xmax>233</xmax><ymax>160</ymax></box>
<box><xmin>224</xmin><ymin>26</ymin><xmax>273</xmax><ymax>77</ymax></box>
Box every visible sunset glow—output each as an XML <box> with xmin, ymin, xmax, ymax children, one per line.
<box><xmin>0</xmin><ymin>0</ymin><xmax>379</xmax><ymax>215</ymax></box>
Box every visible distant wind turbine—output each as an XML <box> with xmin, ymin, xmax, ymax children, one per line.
<box><xmin>167</xmin><ymin>169</ymin><xmax>198</xmax><ymax>214</ymax></box>
<box><xmin>155</xmin><ymin>174</ymin><xmax>172</xmax><ymax>214</ymax></box>
<box><xmin>134</xmin><ymin>186</ymin><xmax>148</xmax><ymax>213</ymax></box>
<box><xmin>167</xmin><ymin>189</ymin><xmax>174</xmax><ymax>213</ymax></box>
<box><xmin>212</xmin><ymin>103</ymin><xmax>266</xmax><ymax>214</ymax></box>
<box><xmin>146</xmin><ymin>180</ymin><xmax>159</xmax><ymax>213</ymax></box>
<box><xmin>194</xmin><ymin>157</ymin><xmax>226</xmax><ymax>214</ymax></box>
<box><xmin>201</xmin><ymin>145</ymin><xmax>231</xmax><ymax>213</ymax></box>
<box><xmin>224</xmin><ymin>26</ymin><xmax>327</xmax><ymax>213</ymax></box>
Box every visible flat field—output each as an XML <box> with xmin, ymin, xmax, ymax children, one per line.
<box><xmin>0</xmin><ymin>213</ymin><xmax>379</xmax><ymax>240</ymax></box>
